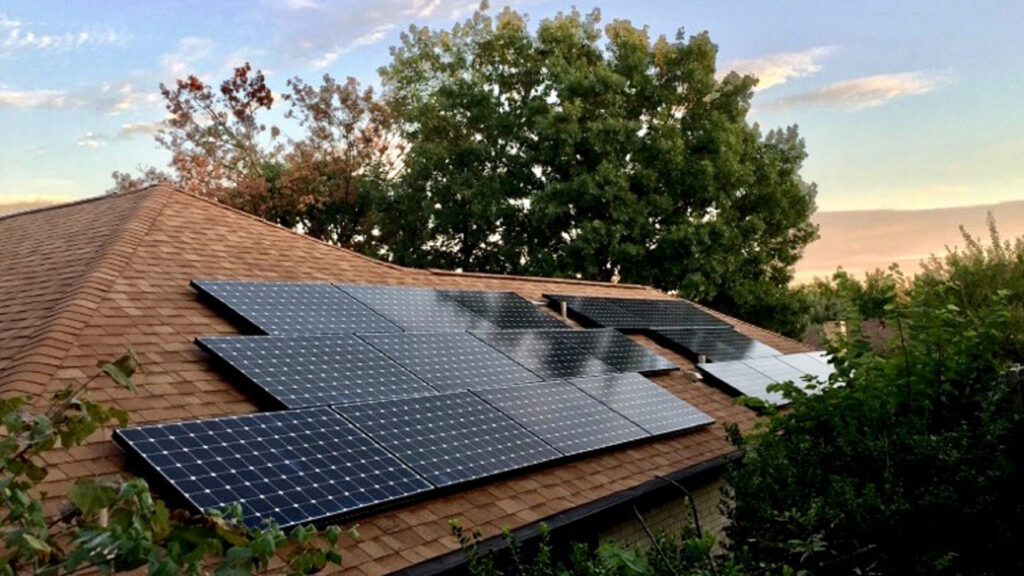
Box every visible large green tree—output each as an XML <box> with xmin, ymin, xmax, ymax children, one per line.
<box><xmin>380</xmin><ymin>6</ymin><xmax>818</xmax><ymax>331</ymax></box>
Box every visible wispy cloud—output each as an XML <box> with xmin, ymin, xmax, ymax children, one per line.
<box><xmin>765</xmin><ymin>72</ymin><xmax>945</xmax><ymax>111</ymax></box>
<box><xmin>0</xmin><ymin>82</ymin><xmax>158</xmax><ymax>114</ymax></box>
<box><xmin>117</xmin><ymin>120</ymin><xmax>164</xmax><ymax>139</ymax></box>
<box><xmin>267</xmin><ymin>0</ymin><xmax>475</xmax><ymax>69</ymax></box>
<box><xmin>723</xmin><ymin>46</ymin><xmax>837</xmax><ymax>91</ymax></box>
<box><xmin>0</xmin><ymin>12</ymin><xmax>125</xmax><ymax>55</ymax></box>
<box><xmin>161</xmin><ymin>36</ymin><xmax>215</xmax><ymax>77</ymax></box>
<box><xmin>77</xmin><ymin>132</ymin><xmax>107</xmax><ymax>148</ymax></box>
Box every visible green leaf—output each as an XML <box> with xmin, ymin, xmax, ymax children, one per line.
<box><xmin>98</xmin><ymin>349</ymin><xmax>141</xmax><ymax>390</ymax></box>
<box><xmin>70</xmin><ymin>479</ymin><xmax>119</xmax><ymax>515</ymax></box>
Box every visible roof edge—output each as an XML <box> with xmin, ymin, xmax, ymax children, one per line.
<box><xmin>0</xmin><ymin>184</ymin><xmax>168</xmax><ymax>223</ymax></box>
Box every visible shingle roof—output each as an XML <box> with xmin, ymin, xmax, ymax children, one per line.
<box><xmin>0</xmin><ymin>185</ymin><xmax>808</xmax><ymax>575</ymax></box>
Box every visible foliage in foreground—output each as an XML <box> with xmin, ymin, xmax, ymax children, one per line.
<box><xmin>728</xmin><ymin>235</ymin><xmax>1024</xmax><ymax>575</ymax></box>
<box><xmin>1</xmin><ymin>351</ymin><xmax>347</xmax><ymax>575</ymax></box>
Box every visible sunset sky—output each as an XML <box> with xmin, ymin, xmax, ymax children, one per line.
<box><xmin>2</xmin><ymin>0</ymin><xmax>1022</xmax><ymax>211</ymax></box>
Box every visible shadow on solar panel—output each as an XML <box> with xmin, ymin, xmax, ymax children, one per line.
<box><xmin>113</xmin><ymin>408</ymin><xmax>433</xmax><ymax>528</ymax></box>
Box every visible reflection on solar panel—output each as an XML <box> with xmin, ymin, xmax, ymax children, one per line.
<box><xmin>570</xmin><ymin>373</ymin><xmax>714</xmax><ymax>435</ymax></box>
<box><xmin>196</xmin><ymin>335</ymin><xmax>437</xmax><ymax>408</ymax></box>
<box><xmin>336</xmin><ymin>392</ymin><xmax>560</xmax><ymax>487</ymax></box>
<box><xmin>358</xmin><ymin>331</ymin><xmax>540</xmax><ymax>392</ymax></box>
<box><xmin>191</xmin><ymin>280</ymin><xmax>399</xmax><ymax>335</ymax></box>
<box><xmin>338</xmin><ymin>285</ymin><xmax>495</xmax><ymax>332</ymax></box>
<box><xmin>544</xmin><ymin>294</ymin><xmax>640</xmax><ymax>328</ymax></box>
<box><xmin>552</xmin><ymin>329</ymin><xmax>677</xmax><ymax>374</ymax></box>
<box><xmin>473</xmin><ymin>381</ymin><xmax>648</xmax><ymax>455</ymax></box>
<box><xmin>440</xmin><ymin>290</ymin><xmax>568</xmax><ymax>329</ymax></box>
<box><xmin>113</xmin><ymin>408</ymin><xmax>432</xmax><ymax>528</ymax></box>
<box><xmin>471</xmin><ymin>330</ymin><xmax>618</xmax><ymax>380</ymax></box>
<box><xmin>698</xmin><ymin>352</ymin><xmax>834</xmax><ymax>405</ymax></box>
<box><xmin>650</xmin><ymin>327</ymin><xmax>781</xmax><ymax>362</ymax></box>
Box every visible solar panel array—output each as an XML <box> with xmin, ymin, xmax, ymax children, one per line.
<box><xmin>698</xmin><ymin>352</ymin><xmax>835</xmax><ymax>405</ymax></box>
<box><xmin>196</xmin><ymin>335</ymin><xmax>437</xmax><ymax>408</ymax></box>
<box><xmin>113</xmin><ymin>281</ymin><xmax>723</xmax><ymax>529</ymax></box>
<box><xmin>113</xmin><ymin>409</ymin><xmax>432</xmax><ymax>528</ymax></box>
<box><xmin>649</xmin><ymin>327</ymin><xmax>781</xmax><ymax>363</ymax></box>
<box><xmin>191</xmin><ymin>280</ymin><xmax>400</xmax><ymax>335</ymax></box>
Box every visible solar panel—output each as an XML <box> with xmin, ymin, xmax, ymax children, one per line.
<box><xmin>613</xmin><ymin>299</ymin><xmax>731</xmax><ymax>329</ymax></box>
<box><xmin>543</xmin><ymin>294</ymin><xmax>641</xmax><ymax>329</ymax></box>
<box><xmin>357</xmin><ymin>332</ymin><xmax>540</xmax><ymax>392</ymax></box>
<box><xmin>743</xmin><ymin>356</ymin><xmax>807</xmax><ymax>383</ymax></box>
<box><xmin>335</xmin><ymin>392</ymin><xmax>560</xmax><ymax>487</ymax></box>
<box><xmin>338</xmin><ymin>284</ymin><xmax>496</xmax><ymax>332</ymax></box>
<box><xmin>777</xmin><ymin>352</ymin><xmax>835</xmax><ymax>382</ymax></box>
<box><xmin>113</xmin><ymin>409</ymin><xmax>432</xmax><ymax>528</ymax></box>
<box><xmin>698</xmin><ymin>361</ymin><xmax>785</xmax><ymax>405</ymax></box>
<box><xmin>196</xmin><ymin>335</ymin><xmax>437</xmax><ymax>408</ymax></box>
<box><xmin>191</xmin><ymin>280</ymin><xmax>399</xmax><ymax>335</ymax></box>
<box><xmin>440</xmin><ymin>290</ymin><xmax>568</xmax><ymax>329</ymax></box>
<box><xmin>650</xmin><ymin>327</ymin><xmax>781</xmax><ymax>362</ymax></box>
<box><xmin>569</xmin><ymin>373</ymin><xmax>714</xmax><ymax>435</ymax></box>
<box><xmin>471</xmin><ymin>330</ymin><xmax>618</xmax><ymax>380</ymax></box>
<box><xmin>552</xmin><ymin>329</ymin><xmax>678</xmax><ymax>374</ymax></box>
<box><xmin>473</xmin><ymin>381</ymin><xmax>648</xmax><ymax>456</ymax></box>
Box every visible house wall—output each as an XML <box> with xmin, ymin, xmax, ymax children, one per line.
<box><xmin>597</xmin><ymin>475</ymin><xmax>729</xmax><ymax>549</ymax></box>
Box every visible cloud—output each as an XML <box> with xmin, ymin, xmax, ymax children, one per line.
<box><xmin>117</xmin><ymin>120</ymin><xmax>164</xmax><ymax>139</ymax></box>
<box><xmin>161</xmin><ymin>36</ymin><xmax>216</xmax><ymax>77</ymax></box>
<box><xmin>723</xmin><ymin>46</ymin><xmax>836</xmax><ymax>91</ymax></box>
<box><xmin>765</xmin><ymin>72</ymin><xmax>944</xmax><ymax>111</ymax></box>
<box><xmin>0</xmin><ymin>82</ymin><xmax>158</xmax><ymax>114</ymax></box>
<box><xmin>267</xmin><ymin>0</ymin><xmax>474</xmax><ymax>69</ymax></box>
<box><xmin>77</xmin><ymin>132</ymin><xmax>107</xmax><ymax>148</ymax></box>
<box><xmin>0</xmin><ymin>12</ymin><xmax>124</xmax><ymax>55</ymax></box>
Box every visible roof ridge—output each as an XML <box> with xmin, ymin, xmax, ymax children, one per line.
<box><xmin>0</xmin><ymin>184</ymin><xmax>164</xmax><ymax>223</ymax></box>
<box><xmin>426</xmin><ymin>268</ymin><xmax>655</xmax><ymax>290</ymax></box>
<box><xmin>0</xmin><ymin>189</ymin><xmax>172</xmax><ymax>397</ymax></box>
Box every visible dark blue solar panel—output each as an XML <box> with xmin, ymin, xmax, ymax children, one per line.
<box><xmin>471</xmin><ymin>330</ymin><xmax>618</xmax><ymax>380</ymax></box>
<box><xmin>335</xmin><ymin>392</ymin><xmax>560</xmax><ymax>487</ymax></box>
<box><xmin>553</xmin><ymin>329</ymin><xmax>677</xmax><ymax>374</ymax></box>
<box><xmin>440</xmin><ymin>290</ymin><xmax>568</xmax><ymax>329</ymax></box>
<box><xmin>613</xmin><ymin>299</ymin><xmax>731</xmax><ymax>329</ymax></box>
<box><xmin>191</xmin><ymin>280</ymin><xmax>399</xmax><ymax>335</ymax></box>
<box><xmin>650</xmin><ymin>327</ymin><xmax>780</xmax><ymax>362</ymax></box>
<box><xmin>196</xmin><ymin>335</ymin><xmax>437</xmax><ymax>408</ymax></box>
<box><xmin>544</xmin><ymin>294</ymin><xmax>640</xmax><ymax>328</ymax></box>
<box><xmin>113</xmin><ymin>409</ymin><xmax>432</xmax><ymax>528</ymax></box>
<box><xmin>358</xmin><ymin>332</ymin><xmax>539</xmax><ymax>392</ymax></box>
<box><xmin>338</xmin><ymin>285</ymin><xmax>496</xmax><ymax>332</ymax></box>
<box><xmin>473</xmin><ymin>381</ymin><xmax>648</xmax><ymax>455</ymax></box>
<box><xmin>569</xmin><ymin>373</ymin><xmax>714</xmax><ymax>435</ymax></box>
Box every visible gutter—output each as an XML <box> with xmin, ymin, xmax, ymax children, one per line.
<box><xmin>396</xmin><ymin>450</ymin><xmax>744</xmax><ymax>576</ymax></box>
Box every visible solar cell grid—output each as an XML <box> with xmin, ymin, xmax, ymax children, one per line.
<box><xmin>335</xmin><ymin>392</ymin><xmax>560</xmax><ymax>487</ymax></box>
<box><xmin>471</xmin><ymin>329</ymin><xmax>618</xmax><ymax>380</ymax></box>
<box><xmin>473</xmin><ymin>381</ymin><xmax>649</xmax><ymax>455</ymax></box>
<box><xmin>552</xmin><ymin>329</ymin><xmax>677</xmax><ymax>374</ymax></box>
<box><xmin>697</xmin><ymin>361</ymin><xmax>783</xmax><ymax>405</ymax></box>
<box><xmin>113</xmin><ymin>409</ymin><xmax>432</xmax><ymax>528</ymax></box>
<box><xmin>197</xmin><ymin>335</ymin><xmax>438</xmax><ymax>408</ymax></box>
<box><xmin>338</xmin><ymin>284</ymin><xmax>496</xmax><ymax>332</ymax></box>
<box><xmin>357</xmin><ymin>331</ymin><xmax>540</xmax><ymax>392</ymax></box>
<box><xmin>441</xmin><ymin>290</ymin><xmax>568</xmax><ymax>329</ymax></box>
<box><xmin>569</xmin><ymin>373</ymin><xmax>714</xmax><ymax>435</ymax></box>
<box><xmin>191</xmin><ymin>280</ymin><xmax>399</xmax><ymax>335</ymax></box>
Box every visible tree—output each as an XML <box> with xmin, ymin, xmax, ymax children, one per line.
<box><xmin>727</xmin><ymin>250</ymin><xmax>1024</xmax><ymax>574</ymax></box>
<box><xmin>381</xmin><ymin>6</ymin><xmax>818</xmax><ymax>333</ymax></box>
<box><xmin>1</xmin><ymin>349</ymin><xmax>347</xmax><ymax>575</ymax></box>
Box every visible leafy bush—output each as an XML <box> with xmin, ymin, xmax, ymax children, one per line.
<box><xmin>1</xmin><ymin>350</ymin><xmax>348</xmax><ymax>575</ymax></box>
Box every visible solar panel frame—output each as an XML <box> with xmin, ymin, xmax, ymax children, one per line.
<box><xmin>335</xmin><ymin>392</ymin><xmax>561</xmax><ymax>487</ymax></box>
<box><xmin>357</xmin><ymin>331</ymin><xmax>541</xmax><ymax>392</ymax></box>
<box><xmin>113</xmin><ymin>408</ymin><xmax>433</xmax><ymax>528</ymax></box>
<box><xmin>552</xmin><ymin>329</ymin><xmax>678</xmax><ymax>374</ymax></box>
<box><xmin>569</xmin><ymin>373</ymin><xmax>715</xmax><ymax>435</ymax></box>
<box><xmin>472</xmin><ymin>381</ymin><xmax>649</xmax><ymax>456</ymax></box>
<box><xmin>440</xmin><ymin>290</ymin><xmax>569</xmax><ymax>330</ymax></box>
<box><xmin>196</xmin><ymin>335</ymin><xmax>439</xmax><ymax>408</ymax></box>
<box><xmin>190</xmin><ymin>280</ymin><xmax>401</xmax><ymax>335</ymax></box>
<box><xmin>338</xmin><ymin>284</ymin><xmax>497</xmax><ymax>332</ymax></box>
<box><xmin>470</xmin><ymin>329</ymin><xmax>619</xmax><ymax>380</ymax></box>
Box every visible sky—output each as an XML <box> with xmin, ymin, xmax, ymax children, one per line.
<box><xmin>1</xmin><ymin>0</ymin><xmax>1022</xmax><ymax>212</ymax></box>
